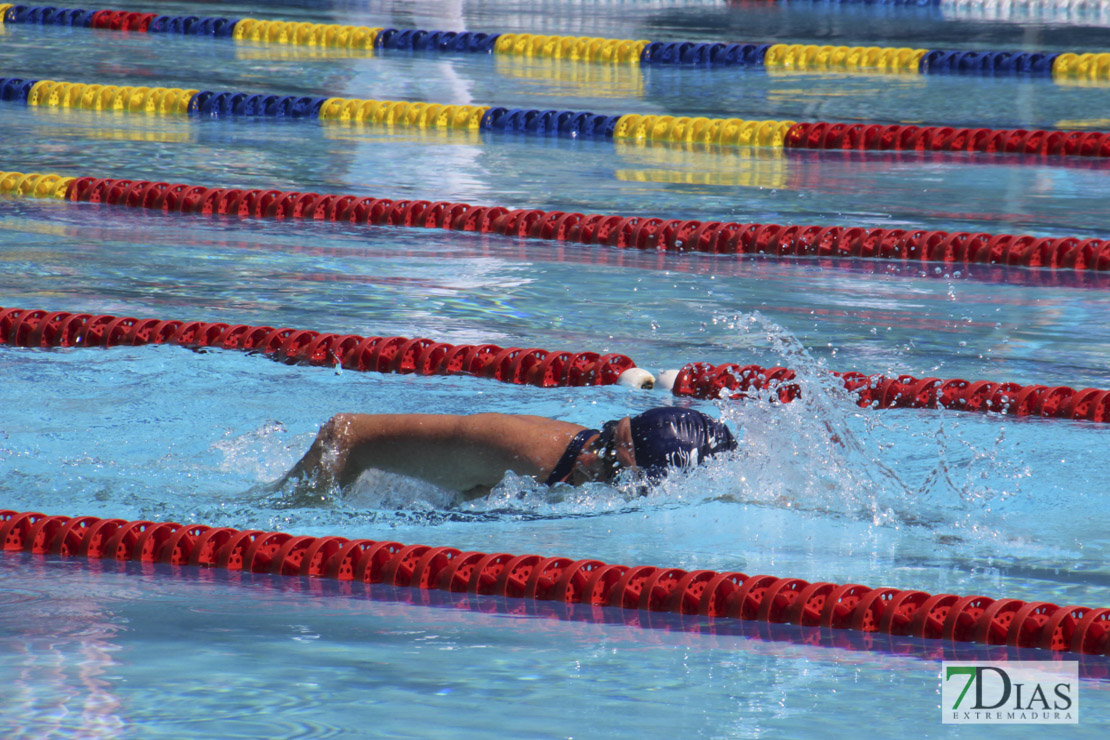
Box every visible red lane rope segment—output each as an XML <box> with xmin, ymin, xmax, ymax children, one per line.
<box><xmin>0</xmin><ymin>306</ymin><xmax>634</xmax><ymax>388</ymax></box>
<box><xmin>62</xmin><ymin>176</ymin><xmax>1110</xmax><ymax>274</ymax></box>
<box><xmin>2</xmin><ymin>510</ymin><xmax>1107</xmax><ymax>656</ymax></box>
<box><xmin>672</xmin><ymin>361</ymin><xmax>1110</xmax><ymax>423</ymax></box>
<box><xmin>783</xmin><ymin>123</ymin><xmax>1110</xmax><ymax>159</ymax></box>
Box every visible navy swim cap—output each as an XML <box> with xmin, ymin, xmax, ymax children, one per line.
<box><xmin>628</xmin><ymin>407</ymin><xmax>736</xmax><ymax>480</ymax></box>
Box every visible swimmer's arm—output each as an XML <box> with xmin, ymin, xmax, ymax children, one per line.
<box><xmin>282</xmin><ymin>412</ymin><xmax>580</xmax><ymax>493</ymax></box>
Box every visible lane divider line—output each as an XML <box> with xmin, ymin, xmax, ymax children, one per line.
<box><xmin>3</xmin><ymin>170</ymin><xmax>1109</xmax><ymax>279</ymax></box>
<box><xmin>3</xmin><ymin>5</ymin><xmax>1110</xmax><ymax>82</ymax></box>
<box><xmin>2</xmin><ymin>510</ymin><xmax>1107</xmax><ymax>656</ymax></box>
<box><xmin>3</xmin><ymin>304</ymin><xmax>1110</xmax><ymax>423</ymax></box>
<box><xmin>5</xmin><ymin>75</ymin><xmax>1110</xmax><ymax>160</ymax></box>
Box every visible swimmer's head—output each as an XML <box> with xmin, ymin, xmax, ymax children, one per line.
<box><xmin>594</xmin><ymin>407</ymin><xmax>736</xmax><ymax>483</ymax></box>
<box><xmin>628</xmin><ymin>407</ymin><xmax>737</xmax><ymax>479</ymax></box>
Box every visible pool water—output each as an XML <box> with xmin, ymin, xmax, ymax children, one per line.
<box><xmin>1</xmin><ymin>1</ymin><xmax>1109</xmax><ymax>737</ymax></box>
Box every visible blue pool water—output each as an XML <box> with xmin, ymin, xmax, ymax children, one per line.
<box><xmin>2</xmin><ymin>1</ymin><xmax>1110</xmax><ymax>737</ymax></box>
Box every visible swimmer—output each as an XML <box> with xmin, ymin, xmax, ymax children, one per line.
<box><xmin>281</xmin><ymin>407</ymin><xmax>737</xmax><ymax>499</ymax></box>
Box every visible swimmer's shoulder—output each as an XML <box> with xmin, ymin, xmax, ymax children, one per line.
<box><xmin>463</xmin><ymin>412</ymin><xmax>588</xmax><ymax>439</ymax></box>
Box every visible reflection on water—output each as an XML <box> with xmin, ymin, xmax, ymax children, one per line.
<box><xmin>615</xmin><ymin>139</ymin><xmax>789</xmax><ymax>188</ymax></box>
<box><xmin>495</xmin><ymin>54</ymin><xmax>646</xmax><ymax>98</ymax></box>
<box><xmin>2</xmin><ymin>566</ymin><xmax>126</xmax><ymax>739</ymax></box>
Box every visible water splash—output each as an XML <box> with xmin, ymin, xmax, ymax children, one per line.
<box><xmin>212</xmin><ymin>420</ymin><xmax>294</xmax><ymax>482</ymax></box>
<box><xmin>717</xmin><ymin>314</ymin><xmax>1046</xmax><ymax>522</ymax></box>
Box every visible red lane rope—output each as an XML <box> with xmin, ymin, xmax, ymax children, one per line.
<box><xmin>0</xmin><ymin>306</ymin><xmax>634</xmax><ymax>388</ymax></box>
<box><xmin>672</xmin><ymin>362</ymin><xmax>1110</xmax><ymax>423</ymax></box>
<box><xmin>2</xmin><ymin>510</ymin><xmax>1107</xmax><ymax>656</ymax></box>
<box><xmin>62</xmin><ymin>176</ymin><xmax>1110</xmax><ymax>275</ymax></box>
<box><xmin>5</xmin><ymin>304</ymin><xmax>1110</xmax><ymax>423</ymax></box>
